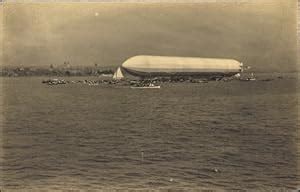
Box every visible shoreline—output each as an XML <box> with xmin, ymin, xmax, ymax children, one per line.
<box><xmin>0</xmin><ymin>66</ymin><xmax>115</xmax><ymax>77</ymax></box>
<box><xmin>0</xmin><ymin>66</ymin><xmax>299</xmax><ymax>78</ymax></box>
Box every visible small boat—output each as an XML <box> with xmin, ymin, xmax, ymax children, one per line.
<box><xmin>130</xmin><ymin>83</ymin><xmax>161</xmax><ymax>89</ymax></box>
<box><xmin>44</xmin><ymin>78</ymin><xmax>67</xmax><ymax>85</ymax></box>
<box><xmin>249</xmin><ymin>73</ymin><xmax>256</xmax><ymax>80</ymax></box>
<box><xmin>88</xmin><ymin>83</ymin><xmax>99</xmax><ymax>86</ymax></box>
<box><xmin>239</xmin><ymin>77</ymin><xmax>256</xmax><ymax>81</ymax></box>
<box><xmin>247</xmin><ymin>73</ymin><xmax>256</xmax><ymax>81</ymax></box>
<box><xmin>239</xmin><ymin>73</ymin><xmax>256</xmax><ymax>81</ymax></box>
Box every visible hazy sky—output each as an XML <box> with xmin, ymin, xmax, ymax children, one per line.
<box><xmin>1</xmin><ymin>1</ymin><xmax>297</xmax><ymax>72</ymax></box>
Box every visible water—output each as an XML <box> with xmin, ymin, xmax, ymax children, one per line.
<box><xmin>1</xmin><ymin>73</ymin><xmax>299</xmax><ymax>191</ymax></box>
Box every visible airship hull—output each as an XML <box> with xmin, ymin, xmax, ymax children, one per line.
<box><xmin>116</xmin><ymin>55</ymin><xmax>243</xmax><ymax>79</ymax></box>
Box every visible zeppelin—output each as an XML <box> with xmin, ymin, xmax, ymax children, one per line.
<box><xmin>114</xmin><ymin>55</ymin><xmax>243</xmax><ymax>79</ymax></box>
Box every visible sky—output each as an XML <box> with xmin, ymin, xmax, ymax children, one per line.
<box><xmin>1</xmin><ymin>0</ymin><xmax>298</xmax><ymax>72</ymax></box>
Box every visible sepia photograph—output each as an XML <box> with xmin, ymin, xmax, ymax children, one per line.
<box><xmin>0</xmin><ymin>0</ymin><xmax>299</xmax><ymax>191</ymax></box>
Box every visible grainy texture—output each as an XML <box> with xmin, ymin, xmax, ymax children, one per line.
<box><xmin>0</xmin><ymin>1</ymin><xmax>298</xmax><ymax>191</ymax></box>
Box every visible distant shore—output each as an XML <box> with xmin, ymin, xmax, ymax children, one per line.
<box><xmin>0</xmin><ymin>66</ymin><xmax>115</xmax><ymax>77</ymax></box>
<box><xmin>0</xmin><ymin>66</ymin><xmax>298</xmax><ymax>78</ymax></box>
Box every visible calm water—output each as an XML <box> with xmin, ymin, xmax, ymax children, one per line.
<box><xmin>1</xmin><ymin>73</ymin><xmax>299</xmax><ymax>191</ymax></box>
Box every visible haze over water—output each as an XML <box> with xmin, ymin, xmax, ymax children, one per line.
<box><xmin>1</xmin><ymin>73</ymin><xmax>299</xmax><ymax>191</ymax></box>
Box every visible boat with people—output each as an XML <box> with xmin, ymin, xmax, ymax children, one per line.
<box><xmin>239</xmin><ymin>73</ymin><xmax>256</xmax><ymax>81</ymax></box>
<box><xmin>130</xmin><ymin>83</ymin><xmax>161</xmax><ymax>89</ymax></box>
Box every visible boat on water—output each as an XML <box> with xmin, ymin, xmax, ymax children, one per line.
<box><xmin>130</xmin><ymin>83</ymin><xmax>161</xmax><ymax>89</ymax></box>
<box><xmin>240</xmin><ymin>73</ymin><xmax>256</xmax><ymax>81</ymax></box>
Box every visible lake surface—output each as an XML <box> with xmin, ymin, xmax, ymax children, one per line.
<box><xmin>1</xmin><ymin>73</ymin><xmax>299</xmax><ymax>191</ymax></box>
